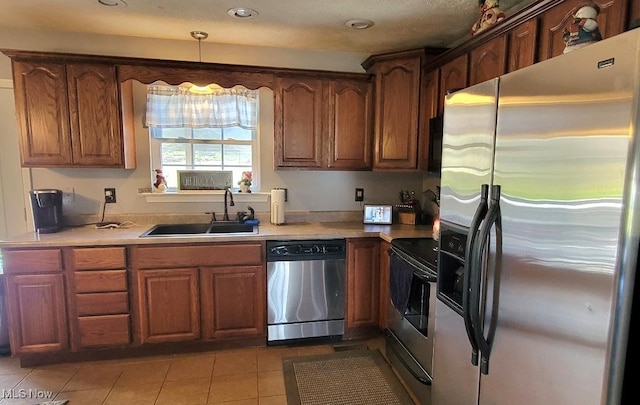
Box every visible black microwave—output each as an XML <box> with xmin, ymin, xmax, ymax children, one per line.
<box><xmin>428</xmin><ymin>115</ymin><xmax>443</xmax><ymax>173</ymax></box>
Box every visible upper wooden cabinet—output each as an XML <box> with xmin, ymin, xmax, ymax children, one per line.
<box><xmin>365</xmin><ymin>52</ymin><xmax>422</xmax><ymax>170</ymax></box>
<box><xmin>274</xmin><ymin>75</ymin><xmax>372</xmax><ymax>170</ymax></box>
<box><xmin>10</xmin><ymin>59</ymin><xmax>135</xmax><ymax>168</ymax></box>
<box><xmin>469</xmin><ymin>35</ymin><xmax>507</xmax><ymax>86</ymax></box>
<box><xmin>537</xmin><ymin>0</ymin><xmax>627</xmax><ymax>62</ymax></box>
<box><xmin>507</xmin><ymin>18</ymin><xmax>539</xmax><ymax>72</ymax></box>
<box><xmin>438</xmin><ymin>54</ymin><xmax>468</xmax><ymax>116</ymax></box>
<box><xmin>326</xmin><ymin>79</ymin><xmax>373</xmax><ymax>170</ymax></box>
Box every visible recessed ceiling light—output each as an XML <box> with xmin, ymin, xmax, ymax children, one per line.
<box><xmin>190</xmin><ymin>31</ymin><xmax>209</xmax><ymax>41</ymax></box>
<box><xmin>345</xmin><ymin>19</ymin><xmax>374</xmax><ymax>30</ymax></box>
<box><xmin>98</xmin><ymin>0</ymin><xmax>127</xmax><ymax>7</ymax></box>
<box><xmin>227</xmin><ymin>7</ymin><xmax>258</xmax><ymax>19</ymax></box>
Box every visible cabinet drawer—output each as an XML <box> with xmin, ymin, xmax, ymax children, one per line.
<box><xmin>2</xmin><ymin>249</ymin><xmax>62</xmax><ymax>274</ymax></box>
<box><xmin>134</xmin><ymin>243</ymin><xmax>264</xmax><ymax>269</ymax></box>
<box><xmin>76</xmin><ymin>292</ymin><xmax>129</xmax><ymax>316</ymax></box>
<box><xmin>77</xmin><ymin>315</ymin><xmax>130</xmax><ymax>348</ymax></box>
<box><xmin>72</xmin><ymin>247</ymin><xmax>126</xmax><ymax>270</ymax></box>
<box><xmin>74</xmin><ymin>270</ymin><xmax>127</xmax><ymax>293</ymax></box>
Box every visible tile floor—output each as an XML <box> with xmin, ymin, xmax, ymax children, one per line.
<box><xmin>0</xmin><ymin>337</ymin><xmax>390</xmax><ymax>405</ymax></box>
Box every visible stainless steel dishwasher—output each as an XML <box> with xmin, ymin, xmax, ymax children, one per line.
<box><xmin>266</xmin><ymin>239</ymin><xmax>346</xmax><ymax>344</ymax></box>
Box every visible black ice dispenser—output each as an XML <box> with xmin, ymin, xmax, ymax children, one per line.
<box><xmin>29</xmin><ymin>189</ymin><xmax>63</xmax><ymax>233</ymax></box>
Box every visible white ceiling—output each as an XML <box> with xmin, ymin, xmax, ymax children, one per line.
<box><xmin>0</xmin><ymin>0</ymin><xmax>534</xmax><ymax>55</ymax></box>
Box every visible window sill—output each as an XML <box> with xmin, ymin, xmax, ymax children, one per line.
<box><xmin>139</xmin><ymin>191</ymin><xmax>270</xmax><ymax>203</ymax></box>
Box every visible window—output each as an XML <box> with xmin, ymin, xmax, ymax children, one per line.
<box><xmin>146</xmin><ymin>84</ymin><xmax>259</xmax><ymax>191</ymax></box>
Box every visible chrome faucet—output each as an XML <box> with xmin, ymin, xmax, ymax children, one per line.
<box><xmin>223</xmin><ymin>187</ymin><xmax>235</xmax><ymax>221</ymax></box>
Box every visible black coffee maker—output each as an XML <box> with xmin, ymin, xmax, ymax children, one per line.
<box><xmin>29</xmin><ymin>189</ymin><xmax>63</xmax><ymax>233</ymax></box>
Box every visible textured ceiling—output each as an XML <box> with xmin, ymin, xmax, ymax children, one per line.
<box><xmin>0</xmin><ymin>0</ymin><xmax>534</xmax><ymax>54</ymax></box>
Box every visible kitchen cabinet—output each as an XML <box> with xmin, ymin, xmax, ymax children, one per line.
<box><xmin>378</xmin><ymin>240</ymin><xmax>391</xmax><ymax>330</ymax></box>
<box><xmin>364</xmin><ymin>51</ymin><xmax>422</xmax><ymax>170</ymax></box>
<box><xmin>419</xmin><ymin>69</ymin><xmax>440</xmax><ymax>172</ymax></box>
<box><xmin>326</xmin><ymin>79</ymin><xmax>373</xmax><ymax>170</ymax></box>
<box><xmin>137</xmin><ymin>268</ymin><xmax>200</xmax><ymax>344</ymax></box>
<box><xmin>274</xmin><ymin>75</ymin><xmax>372</xmax><ymax>170</ymax></box>
<box><xmin>2</xmin><ymin>248</ymin><xmax>68</xmax><ymax>354</ymax></box>
<box><xmin>200</xmin><ymin>266</ymin><xmax>265</xmax><ymax>339</ymax></box>
<box><xmin>346</xmin><ymin>238</ymin><xmax>380</xmax><ymax>329</ymax></box>
<box><xmin>469</xmin><ymin>35</ymin><xmax>507</xmax><ymax>86</ymax></box>
<box><xmin>10</xmin><ymin>59</ymin><xmax>135</xmax><ymax>168</ymax></box>
<box><xmin>632</xmin><ymin>0</ymin><xmax>640</xmax><ymax>27</ymax></box>
<box><xmin>131</xmin><ymin>242</ymin><xmax>265</xmax><ymax>344</ymax></box>
<box><xmin>438</xmin><ymin>54</ymin><xmax>468</xmax><ymax>116</ymax></box>
<box><xmin>507</xmin><ymin>18</ymin><xmax>539</xmax><ymax>72</ymax></box>
<box><xmin>66</xmin><ymin>247</ymin><xmax>130</xmax><ymax>350</ymax></box>
<box><xmin>537</xmin><ymin>0</ymin><xmax>627</xmax><ymax>62</ymax></box>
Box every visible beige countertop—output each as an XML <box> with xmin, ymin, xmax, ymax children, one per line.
<box><xmin>0</xmin><ymin>221</ymin><xmax>433</xmax><ymax>248</ymax></box>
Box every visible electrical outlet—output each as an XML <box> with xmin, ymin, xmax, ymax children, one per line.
<box><xmin>355</xmin><ymin>188</ymin><xmax>364</xmax><ymax>202</ymax></box>
<box><xmin>104</xmin><ymin>187</ymin><xmax>116</xmax><ymax>203</ymax></box>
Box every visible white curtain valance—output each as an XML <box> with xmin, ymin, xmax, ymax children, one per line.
<box><xmin>145</xmin><ymin>85</ymin><xmax>258</xmax><ymax>130</ymax></box>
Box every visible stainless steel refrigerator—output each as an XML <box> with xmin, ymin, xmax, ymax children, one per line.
<box><xmin>433</xmin><ymin>28</ymin><xmax>640</xmax><ymax>405</ymax></box>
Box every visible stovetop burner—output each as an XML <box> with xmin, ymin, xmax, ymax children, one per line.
<box><xmin>390</xmin><ymin>238</ymin><xmax>439</xmax><ymax>271</ymax></box>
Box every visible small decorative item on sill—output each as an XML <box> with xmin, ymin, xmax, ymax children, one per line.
<box><xmin>471</xmin><ymin>0</ymin><xmax>506</xmax><ymax>36</ymax></box>
<box><xmin>562</xmin><ymin>3</ymin><xmax>602</xmax><ymax>54</ymax></box>
<box><xmin>238</xmin><ymin>171</ymin><xmax>252</xmax><ymax>193</ymax></box>
<box><xmin>153</xmin><ymin>168</ymin><xmax>167</xmax><ymax>193</ymax></box>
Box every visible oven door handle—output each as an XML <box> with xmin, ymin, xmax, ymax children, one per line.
<box><xmin>463</xmin><ymin>184</ymin><xmax>489</xmax><ymax>367</ymax></box>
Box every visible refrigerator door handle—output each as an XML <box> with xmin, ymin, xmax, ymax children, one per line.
<box><xmin>474</xmin><ymin>184</ymin><xmax>502</xmax><ymax>375</ymax></box>
<box><xmin>463</xmin><ymin>184</ymin><xmax>489</xmax><ymax>366</ymax></box>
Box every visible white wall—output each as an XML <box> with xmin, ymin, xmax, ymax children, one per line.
<box><xmin>0</xmin><ymin>27</ymin><xmax>436</xmax><ymax>224</ymax></box>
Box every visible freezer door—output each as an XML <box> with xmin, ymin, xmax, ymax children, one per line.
<box><xmin>479</xmin><ymin>31</ymin><xmax>640</xmax><ymax>404</ymax></box>
<box><xmin>440</xmin><ymin>79</ymin><xmax>498</xmax><ymax>228</ymax></box>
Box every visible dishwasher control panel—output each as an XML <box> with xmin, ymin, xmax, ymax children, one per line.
<box><xmin>266</xmin><ymin>239</ymin><xmax>346</xmax><ymax>261</ymax></box>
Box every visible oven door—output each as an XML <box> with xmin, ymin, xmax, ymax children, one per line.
<box><xmin>387</xmin><ymin>268</ymin><xmax>436</xmax><ymax>377</ymax></box>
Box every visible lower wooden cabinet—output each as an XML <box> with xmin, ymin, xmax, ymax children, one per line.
<box><xmin>346</xmin><ymin>239</ymin><xmax>380</xmax><ymax>329</ymax></box>
<box><xmin>5</xmin><ymin>273</ymin><xmax>68</xmax><ymax>353</ymax></box>
<box><xmin>378</xmin><ymin>240</ymin><xmax>391</xmax><ymax>330</ymax></box>
<box><xmin>200</xmin><ymin>266</ymin><xmax>265</xmax><ymax>339</ymax></box>
<box><xmin>77</xmin><ymin>314</ymin><xmax>130</xmax><ymax>347</ymax></box>
<box><xmin>137</xmin><ymin>268</ymin><xmax>201</xmax><ymax>343</ymax></box>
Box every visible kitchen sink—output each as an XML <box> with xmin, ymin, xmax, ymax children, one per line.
<box><xmin>140</xmin><ymin>222</ymin><xmax>257</xmax><ymax>237</ymax></box>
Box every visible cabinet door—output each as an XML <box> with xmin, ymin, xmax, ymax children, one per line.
<box><xmin>274</xmin><ymin>77</ymin><xmax>324</xmax><ymax>168</ymax></box>
<box><xmin>346</xmin><ymin>239</ymin><xmax>380</xmax><ymax>328</ymax></box>
<box><xmin>137</xmin><ymin>268</ymin><xmax>200</xmax><ymax>343</ymax></box>
<box><xmin>11</xmin><ymin>61</ymin><xmax>72</xmax><ymax>166</ymax></box>
<box><xmin>378</xmin><ymin>240</ymin><xmax>391</xmax><ymax>330</ymax></box>
<box><xmin>372</xmin><ymin>57</ymin><xmax>421</xmax><ymax>170</ymax></box>
<box><xmin>419</xmin><ymin>69</ymin><xmax>440</xmax><ymax>171</ymax></box>
<box><xmin>67</xmin><ymin>63</ymin><xmax>124</xmax><ymax>167</ymax></box>
<box><xmin>631</xmin><ymin>0</ymin><xmax>640</xmax><ymax>28</ymax></box>
<box><xmin>438</xmin><ymin>54</ymin><xmax>468</xmax><ymax>115</ymax></box>
<box><xmin>5</xmin><ymin>273</ymin><xmax>68</xmax><ymax>353</ymax></box>
<box><xmin>201</xmin><ymin>266</ymin><xmax>265</xmax><ymax>339</ymax></box>
<box><xmin>508</xmin><ymin>18</ymin><xmax>539</xmax><ymax>72</ymax></box>
<box><xmin>326</xmin><ymin>79</ymin><xmax>373</xmax><ymax>170</ymax></box>
<box><xmin>538</xmin><ymin>0</ymin><xmax>627</xmax><ymax>61</ymax></box>
<box><xmin>469</xmin><ymin>35</ymin><xmax>507</xmax><ymax>86</ymax></box>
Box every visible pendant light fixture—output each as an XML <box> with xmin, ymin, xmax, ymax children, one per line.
<box><xmin>189</xmin><ymin>30</ymin><xmax>213</xmax><ymax>94</ymax></box>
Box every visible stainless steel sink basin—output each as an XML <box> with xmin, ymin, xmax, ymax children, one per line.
<box><xmin>140</xmin><ymin>222</ymin><xmax>257</xmax><ymax>237</ymax></box>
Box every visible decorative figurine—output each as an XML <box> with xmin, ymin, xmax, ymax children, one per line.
<box><xmin>562</xmin><ymin>3</ymin><xmax>603</xmax><ymax>54</ymax></box>
<box><xmin>238</xmin><ymin>171</ymin><xmax>252</xmax><ymax>193</ymax></box>
<box><xmin>471</xmin><ymin>0</ymin><xmax>506</xmax><ymax>36</ymax></box>
<box><xmin>153</xmin><ymin>168</ymin><xmax>167</xmax><ymax>193</ymax></box>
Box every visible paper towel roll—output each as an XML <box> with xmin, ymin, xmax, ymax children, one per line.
<box><xmin>271</xmin><ymin>189</ymin><xmax>286</xmax><ymax>225</ymax></box>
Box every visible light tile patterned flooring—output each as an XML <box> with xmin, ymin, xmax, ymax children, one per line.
<box><xmin>0</xmin><ymin>337</ymin><xmax>388</xmax><ymax>405</ymax></box>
